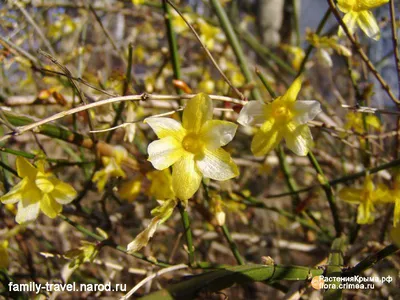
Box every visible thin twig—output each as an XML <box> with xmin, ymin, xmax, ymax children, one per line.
<box><xmin>121</xmin><ymin>264</ymin><xmax>188</xmax><ymax>299</ymax></box>
<box><xmin>165</xmin><ymin>0</ymin><xmax>244</xmax><ymax>100</ymax></box>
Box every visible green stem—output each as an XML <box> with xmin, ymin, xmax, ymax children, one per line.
<box><xmin>343</xmin><ymin>244</ymin><xmax>399</xmax><ymax>276</ymax></box>
<box><xmin>308</xmin><ymin>151</ymin><xmax>342</xmax><ymax>236</ymax></box>
<box><xmin>59</xmin><ymin>214</ymin><xmax>171</xmax><ymax>267</ymax></box>
<box><xmin>177</xmin><ymin>202</ymin><xmax>195</xmax><ymax>267</ymax></box>
<box><xmin>163</xmin><ymin>0</ymin><xmax>182</xmax><ymax>96</ymax></box>
<box><xmin>277</xmin><ymin>145</ymin><xmax>301</xmax><ymax>208</ymax></box>
<box><xmin>268</xmin><ymin>157</ymin><xmax>400</xmax><ymax>198</ymax></box>
<box><xmin>209</xmin><ymin>0</ymin><xmax>262</xmax><ymax>100</ymax></box>
<box><xmin>221</xmin><ymin>224</ymin><xmax>245</xmax><ymax>265</ymax></box>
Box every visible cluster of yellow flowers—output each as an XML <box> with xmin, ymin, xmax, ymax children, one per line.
<box><xmin>339</xmin><ymin>174</ymin><xmax>400</xmax><ymax>226</ymax></box>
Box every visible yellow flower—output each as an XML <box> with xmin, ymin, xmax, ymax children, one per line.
<box><xmin>65</xmin><ymin>241</ymin><xmax>99</xmax><ymax>268</ymax></box>
<box><xmin>0</xmin><ymin>157</ymin><xmax>76</xmax><ymax>224</ymax></box>
<box><xmin>209</xmin><ymin>192</ymin><xmax>226</xmax><ymax>226</ymax></box>
<box><xmin>280</xmin><ymin>44</ymin><xmax>305</xmax><ymax>71</ymax></box>
<box><xmin>337</xmin><ymin>0</ymin><xmax>389</xmax><ymax>40</ymax></box>
<box><xmin>197</xmin><ymin>19</ymin><xmax>224</xmax><ymax>50</ymax></box>
<box><xmin>93</xmin><ymin>147</ymin><xmax>127</xmax><ymax>192</ymax></box>
<box><xmin>338</xmin><ymin>175</ymin><xmax>387</xmax><ymax>224</ymax></box>
<box><xmin>344</xmin><ymin>112</ymin><xmax>381</xmax><ymax>134</ymax></box>
<box><xmin>132</xmin><ymin>0</ymin><xmax>145</xmax><ymax>5</ymax></box>
<box><xmin>306</xmin><ymin>31</ymin><xmax>351</xmax><ymax>67</ymax></box>
<box><xmin>388</xmin><ymin>174</ymin><xmax>400</xmax><ymax>227</ymax></box>
<box><xmin>238</xmin><ymin>78</ymin><xmax>321</xmax><ymax>156</ymax></box>
<box><xmin>119</xmin><ymin>177</ymin><xmax>142</xmax><ymax>202</ymax></box>
<box><xmin>0</xmin><ymin>240</ymin><xmax>9</xmax><ymax>269</ymax></box>
<box><xmin>145</xmin><ymin>93</ymin><xmax>239</xmax><ymax>201</ymax></box>
<box><xmin>127</xmin><ymin>199</ymin><xmax>177</xmax><ymax>252</ymax></box>
<box><xmin>146</xmin><ymin>169</ymin><xmax>175</xmax><ymax>200</ymax></box>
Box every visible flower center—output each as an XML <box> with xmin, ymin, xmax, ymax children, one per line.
<box><xmin>273</xmin><ymin>105</ymin><xmax>292</xmax><ymax>122</ymax></box>
<box><xmin>182</xmin><ymin>133</ymin><xmax>203</xmax><ymax>154</ymax></box>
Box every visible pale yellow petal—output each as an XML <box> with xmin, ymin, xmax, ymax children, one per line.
<box><xmin>35</xmin><ymin>175</ymin><xmax>55</xmax><ymax>194</ymax></box>
<box><xmin>172</xmin><ymin>154</ymin><xmax>202</xmax><ymax>201</ymax></box>
<box><xmin>237</xmin><ymin>100</ymin><xmax>267</xmax><ymax>126</ymax></box>
<box><xmin>200</xmin><ymin>120</ymin><xmax>238</xmax><ymax>150</ymax></box>
<box><xmin>147</xmin><ymin>136</ymin><xmax>184</xmax><ymax>170</ymax></box>
<box><xmin>284</xmin><ymin>123</ymin><xmax>313</xmax><ymax>156</ymax></box>
<box><xmin>281</xmin><ymin>77</ymin><xmax>302</xmax><ymax>103</ymax></box>
<box><xmin>365</xmin><ymin>115</ymin><xmax>381</xmax><ymax>129</ymax></box>
<box><xmin>0</xmin><ymin>178</ymin><xmax>28</xmax><ymax>204</ymax></box>
<box><xmin>51</xmin><ymin>179</ymin><xmax>77</xmax><ymax>204</ymax></box>
<box><xmin>357</xmin><ymin>200</ymin><xmax>375</xmax><ymax>224</ymax></box>
<box><xmin>127</xmin><ymin>217</ymin><xmax>161</xmax><ymax>253</ymax></box>
<box><xmin>16</xmin><ymin>198</ymin><xmax>40</xmax><ymax>224</ymax></box>
<box><xmin>394</xmin><ymin>195</ymin><xmax>400</xmax><ymax>227</ymax></box>
<box><xmin>338</xmin><ymin>187</ymin><xmax>362</xmax><ymax>203</ymax></box>
<box><xmin>339</xmin><ymin>12</ymin><xmax>358</xmax><ymax>37</ymax></box>
<box><xmin>251</xmin><ymin>123</ymin><xmax>282</xmax><ymax>156</ymax></box>
<box><xmin>144</xmin><ymin>117</ymin><xmax>186</xmax><ymax>141</ymax></box>
<box><xmin>359</xmin><ymin>0</ymin><xmax>389</xmax><ymax>11</ymax></box>
<box><xmin>292</xmin><ymin>100</ymin><xmax>322</xmax><ymax>125</ymax></box>
<box><xmin>183</xmin><ymin>93</ymin><xmax>213</xmax><ymax>133</ymax></box>
<box><xmin>196</xmin><ymin>148</ymin><xmax>239</xmax><ymax>181</ymax></box>
<box><xmin>16</xmin><ymin>157</ymin><xmax>37</xmax><ymax>180</ymax></box>
<box><xmin>357</xmin><ymin>10</ymin><xmax>380</xmax><ymax>40</ymax></box>
<box><xmin>40</xmin><ymin>194</ymin><xmax>62</xmax><ymax>218</ymax></box>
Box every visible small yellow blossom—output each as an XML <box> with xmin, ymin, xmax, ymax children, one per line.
<box><xmin>127</xmin><ymin>199</ymin><xmax>177</xmax><ymax>252</ymax></box>
<box><xmin>64</xmin><ymin>241</ymin><xmax>99</xmax><ymax>268</ymax></box>
<box><xmin>345</xmin><ymin>112</ymin><xmax>381</xmax><ymax>134</ymax></box>
<box><xmin>119</xmin><ymin>177</ymin><xmax>142</xmax><ymax>202</ymax></box>
<box><xmin>0</xmin><ymin>240</ymin><xmax>9</xmax><ymax>269</ymax></box>
<box><xmin>209</xmin><ymin>192</ymin><xmax>226</xmax><ymax>226</ymax></box>
<box><xmin>280</xmin><ymin>44</ymin><xmax>305</xmax><ymax>71</ymax></box>
<box><xmin>338</xmin><ymin>175</ymin><xmax>387</xmax><ymax>224</ymax></box>
<box><xmin>306</xmin><ymin>30</ymin><xmax>351</xmax><ymax>67</ymax></box>
<box><xmin>238</xmin><ymin>78</ymin><xmax>321</xmax><ymax>156</ymax></box>
<box><xmin>146</xmin><ymin>169</ymin><xmax>175</xmax><ymax>200</ymax></box>
<box><xmin>387</xmin><ymin>174</ymin><xmax>400</xmax><ymax>227</ymax></box>
<box><xmin>145</xmin><ymin>93</ymin><xmax>239</xmax><ymax>201</ymax></box>
<box><xmin>93</xmin><ymin>147</ymin><xmax>127</xmax><ymax>192</ymax></box>
<box><xmin>337</xmin><ymin>0</ymin><xmax>389</xmax><ymax>40</ymax></box>
<box><xmin>132</xmin><ymin>0</ymin><xmax>145</xmax><ymax>5</ymax></box>
<box><xmin>197</xmin><ymin>19</ymin><xmax>224</xmax><ymax>50</ymax></box>
<box><xmin>0</xmin><ymin>157</ymin><xmax>76</xmax><ymax>224</ymax></box>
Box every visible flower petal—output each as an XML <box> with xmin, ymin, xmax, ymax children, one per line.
<box><xmin>144</xmin><ymin>117</ymin><xmax>186</xmax><ymax>141</ymax></box>
<box><xmin>172</xmin><ymin>154</ymin><xmax>202</xmax><ymax>201</ymax></box>
<box><xmin>183</xmin><ymin>93</ymin><xmax>213</xmax><ymax>133</ymax></box>
<box><xmin>251</xmin><ymin>122</ymin><xmax>282</xmax><ymax>156</ymax></box>
<box><xmin>281</xmin><ymin>77</ymin><xmax>302</xmax><ymax>103</ymax></box>
<box><xmin>338</xmin><ymin>187</ymin><xmax>362</xmax><ymax>203</ymax></box>
<box><xmin>292</xmin><ymin>100</ymin><xmax>322</xmax><ymax>125</ymax></box>
<box><xmin>338</xmin><ymin>12</ymin><xmax>358</xmax><ymax>37</ymax></box>
<box><xmin>40</xmin><ymin>194</ymin><xmax>62</xmax><ymax>218</ymax></box>
<box><xmin>196</xmin><ymin>148</ymin><xmax>239</xmax><ymax>181</ymax></box>
<box><xmin>147</xmin><ymin>136</ymin><xmax>184</xmax><ymax>170</ymax></box>
<box><xmin>284</xmin><ymin>123</ymin><xmax>313</xmax><ymax>156</ymax></box>
<box><xmin>16</xmin><ymin>198</ymin><xmax>40</xmax><ymax>224</ymax></box>
<box><xmin>200</xmin><ymin>120</ymin><xmax>238</xmax><ymax>150</ymax></box>
<box><xmin>357</xmin><ymin>200</ymin><xmax>375</xmax><ymax>224</ymax></box>
<box><xmin>16</xmin><ymin>157</ymin><xmax>37</xmax><ymax>180</ymax></box>
<box><xmin>51</xmin><ymin>180</ymin><xmax>77</xmax><ymax>204</ymax></box>
<box><xmin>359</xmin><ymin>0</ymin><xmax>389</xmax><ymax>11</ymax></box>
<box><xmin>237</xmin><ymin>100</ymin><xmax>267</xmax><ymax>126</ymax></box>
<box><xmin>357</xmin><ymin>10</ymin><xmax>380</xmax><ymax>40</ymax></box>
<box><xmin>0</xmin><ymin>178</ymin><xmax>28</xmax><ymax>204</ymax></box>
<box><xmin>127</xmin><ymin>217</ymin><xmax>161</xmax><ymax>253</ymax></box>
